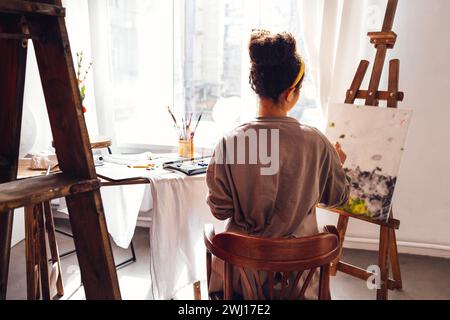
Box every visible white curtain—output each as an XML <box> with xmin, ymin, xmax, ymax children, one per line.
<box><xmin>86</xmin><ymin>0</ymin><xmax>116</xmax><ymax>148</ymax></box>
<box><xmin>299</xmin><ymin>0</ymin><xmax>389</xmax><ymax>118</ymax></box>
<box><xmin>64</xmin><ymin>0</ymin><xmax>99</xmax><ymax>137</ymax></box>
<box><xmin>20</xmin><ymin>0</ymin><xmax>99</xmax><ymax>155</ymax></box>
<box><xmin>299</xmin><ymin>0</ymin><xmax>342</xmax><ymax>118</ymax></box>
<box><xmin>88</xmin><ymin>0</ymin><xmax>176</xmax><ymax>151</ymax></box>
<box><xmin>22</xmin><ymin>0</ymin><xmax>388</xmax><ymax>153</ymax></box>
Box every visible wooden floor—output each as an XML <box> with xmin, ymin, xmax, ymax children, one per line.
<box><xmin>5</xmin><ymin>220</ymin><xmax>450</xmax><ymax>300</ymax></box>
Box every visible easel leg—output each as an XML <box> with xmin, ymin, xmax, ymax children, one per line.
<box><xmin>0</xmin><ymin>212</ymin><xmax>14</xmax><ymax>300</ymax></box>
<box><xmin>0</xmin><ymin>14</ymin><xmax>28</xmax><ymax>300</ymax></box>
<box><xmin>377</xmin><ymin>226</ymin><xmax>390</xmax><ymax>300</ymax></box>
<box><xmin>25</xmin><ymin>205</ymin><xmax>40</xmax><ymax>300</ymax></box>
<box><xmin>43</xmin><ymin>201</ymin><xmax>64</xmax><ymax>298</ymax></box>
<box><xmin>389</xmin><ymin>228</ymin><xmax>402</xmax><ymax>289</ymax></box>
<box><xmin>36</xmin><ymin>204</ymin><xmax>51</xmax><ymax>300</ymax></box>
<box><xmin>193</xmin><ymin>281</ymin><xmax>201</xmax><ymax>300</ymax></box>
<box><xmin>27</xmin><ymin>9</ymin><xmax>121</xmax><ymax>300</ymax></box>
<box><xmin>331</xmin><ymin>216</ymin><xmax>349</xmax><ymax>276</ymax></box>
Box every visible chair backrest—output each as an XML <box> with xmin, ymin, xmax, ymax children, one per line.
<box><xmin>204</xmin><ymin>225</ymin><xmax>340</xmax><ymax>300</ymax></box>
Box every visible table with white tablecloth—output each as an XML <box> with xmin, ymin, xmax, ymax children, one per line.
<box><xmin>94</xmin><ymin>164</ymin><xmax>226</xmax><ymax>300</ymax></box>
<box><xmin>18</xmin><ymin>156</ymin><xmax>224</xmax><ymax>299</ymax></box>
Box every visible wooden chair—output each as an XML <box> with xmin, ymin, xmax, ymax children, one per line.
<box><xmin>204</xmin><ymin>225</ymin><xmax>340</xmax><ymax>300</ymax></box>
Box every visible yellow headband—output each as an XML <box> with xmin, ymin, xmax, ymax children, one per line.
<box><xmin>289</xmin><ymin>59</ymin><xmax>305</xmax><ymax>89</ymax></box>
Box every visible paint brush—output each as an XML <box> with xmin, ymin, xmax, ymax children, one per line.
<box><xmin>167</xmin><ymin>106</ymin><xmax>178</xmax><ymax>126</ymax></box>
<box><xmin>191</xmin><ymin>112</ymin><xmax>203</xmax><ymax>139</ymax></box>
<box><xmin>168</xmin><ymin>106</ymin><xmax>183</xmax><ymax>138</ymax></box>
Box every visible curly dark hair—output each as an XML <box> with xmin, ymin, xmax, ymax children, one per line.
<box><xmin>249</xmin><ymin>30</ymin><xmax>304</xmax><ymax>102</ymax></box>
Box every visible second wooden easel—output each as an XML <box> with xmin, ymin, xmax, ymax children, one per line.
<box><xmin>328</xmin><ymin>0</ymin><xmax>404</xmax><ymax>300</ymax></box>
<box><xmin>0</xmin><ymin>0</ymin><xmax>121</xmax><ymax>300</ymax></box>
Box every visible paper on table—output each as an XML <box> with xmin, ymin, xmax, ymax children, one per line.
<box><xmin>96</xmin><ymin>163</ymin><xmax>169</xmax><ymax>182</ymax></box>
<box><xmin>102</xmin><ymin>152</ymin><xmax>155</xmax><ymax>166</ymax></box>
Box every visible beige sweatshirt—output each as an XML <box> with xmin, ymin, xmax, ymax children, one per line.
<box><xmin>206</xmin><ymin>116</ymin><xmax>350</xmax><ymax>299</ymax></box>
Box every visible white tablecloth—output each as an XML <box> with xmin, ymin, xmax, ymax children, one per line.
<box><xmin>100</xmin><ymin>184</ymin><xmax>147</xmax><ymax>248</ymax></box>
<box><xmin>95</xmin><ymin>164</ymin><xmax>225</xmax><ymax>299</ymax></box>
<box><xmin>147</xmin><ymin>173</ymin><xmax>225</xmax><ymax>299</ymax></box>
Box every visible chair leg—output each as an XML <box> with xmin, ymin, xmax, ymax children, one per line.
<box><xmin>206</xmin><ymin>250</ymin><xmax>212</xmax><ymax>299</ymax></box>
<box><xmin>319</xmin><ymin>264</ymin><xmax>331</xmax><ymax>300</ymax></box>
<box><xmin>115</xmin><ymin>242</ymin><xmax>137</xmax><ymax>270</ymax></box>
<box><xmin>224</xmin><ymin>262</ymin><xmax>233</xmax><ymax>300</ymax></box>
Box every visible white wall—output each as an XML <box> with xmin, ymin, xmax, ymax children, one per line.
<box><xmin>21</xmin><ymin>0</ymin><xmax>99</xmax><ymax>156</ymax></box>
<box><xmin>318</xmin><ymin>0</ymin><xmax>450</xmax><ymax>258</ymax></box>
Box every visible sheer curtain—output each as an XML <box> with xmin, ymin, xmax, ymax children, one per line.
<box><xmin>88</xmin><ymin>0</ymin><xmax>175</xmax><ymax>151</ymax></box>
<box><xmin>85</xmin><ymin>0</ymin><xmax>330</xmax><ymax>150</ymax></box>
<box><xmin>48</xmin><ymin>0</ymin><xmax>382</xmax><ymax>151</ymax></box>
<box><xmin>20</xmin><ymin>0</ymin><xmax>98</xmax><ymax>155</ymax></box>
<box><xmin>299</xmin><ymin>0</ymin><xmax>389</xmax><ymax>119</ymax></box>
<box><xmin>176</xmin><ymin>0</ymin><xmax>325</xmax><ymax>147</ymax></box>
<box><xmin>299</xmin><ymin>0</ymin><xmax>343</xmax><ymax>121</ymax></box>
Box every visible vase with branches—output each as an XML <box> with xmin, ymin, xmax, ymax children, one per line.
<box><xmin>76</xmin><ymin>51</ymin><xmax>93</xmax><ymax>113</ymax></box>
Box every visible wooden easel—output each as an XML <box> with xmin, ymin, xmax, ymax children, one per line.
<box><xmin>328</xmin><ymin>0</ymin><xmax>404</xmax><ymax>300</ymax></box>
<box><xmin>0</xmin><ymin>0</ymin><xmax>121</xmax><ymax>299</ymax></box>
<box><xmin>24</xmin><ymin>202</ymin><xmax>64</xmax><ymax>300</ymax></box>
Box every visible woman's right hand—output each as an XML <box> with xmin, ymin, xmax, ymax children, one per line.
<box><xmin>334</xmin><ymin>142</ymin><xmax>347</xmax><ymax>165</ymax></box>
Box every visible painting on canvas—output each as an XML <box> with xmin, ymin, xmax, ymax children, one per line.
<box><xmin>325</xmin><ymin>103</ymin><xmax>412</xmax><ymax>221</ymax></box>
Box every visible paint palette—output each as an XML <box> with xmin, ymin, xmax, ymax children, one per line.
<box><xmin>163</xmin><ymin>158</ymin><xmax>211</xmax><ymax>176</ymax></box>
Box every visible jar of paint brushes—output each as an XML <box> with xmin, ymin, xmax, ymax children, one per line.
<box><xmin>167</xmin><ymin>106</ymin><xmax>203</xmax><ymax>159</ymax></box>
<box><xmin>179</xmin><ymin>139</ymin><xmax>194</xmax><ymax>159</ymax></box>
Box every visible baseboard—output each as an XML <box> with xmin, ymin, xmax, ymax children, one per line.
<box><xmin>50</xmin><ymin>211</ymin><xmax>450</xmax><ymax>259</ymax></box>
<box><xmin>344</xmin><ymin>236</ymin><xmax>450</xmax><ymax>259</ymax></box>
<box><xmin>136</xmin><ymin>216</ymin><xmax>152</xmax><ymax>228</ymax></box>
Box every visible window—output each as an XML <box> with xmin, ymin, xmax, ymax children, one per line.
<box><xmin>176</xmin><ymin>0</ymin><xmax>322</xmax><ymax>148</ymax></box>
<box><xmin>102</xmin><ymin>0</ymin><xmax>322</xmax><ymax>149</ymax></box>
<box><xmin>105</xmin><ymin>0</ymin><xmax>176</xmax><ymax>147</ymax></box>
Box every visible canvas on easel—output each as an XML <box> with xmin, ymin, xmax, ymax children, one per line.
<box><xmin>326</xmin><ymin>103</ymin><xmax>412</xmax><ymax>221</ymax></box>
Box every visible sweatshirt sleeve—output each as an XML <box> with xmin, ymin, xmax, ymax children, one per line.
<box><xmin>318</xmin><ymin>136</ymin><xmax>351</xmax><ymax>208</ymax></box>
<box><xmin>206</xmin><ymin>139</ymin><xmax>234</xmax><ymax>220</ymax></box>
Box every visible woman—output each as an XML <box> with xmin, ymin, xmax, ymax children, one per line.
<box><xmin>206</xmin><ymin>30</ymin><xmax>350</xmax><ymax>299</ymax></box>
